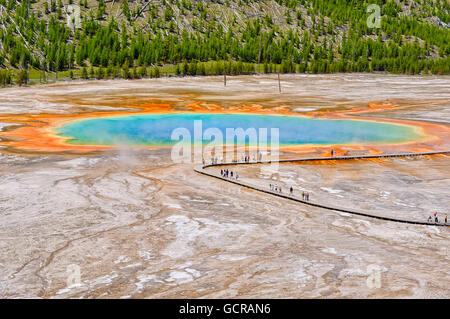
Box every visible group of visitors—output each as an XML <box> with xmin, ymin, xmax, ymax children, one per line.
<box><xmin>301</xmin><ymin>191</ymin><xmax>310</xmax><ymax>201</ymax></box>
<box><xmin>203</xmin><ymin>157</ymin><xmax>219</xmax><ymax>165</ymax></box>
<box><xmin>242</xmin><ymin>154</ymin><xmax>256</xmax><ymax>162</ymax></box>
<box><xmin>269</xmin><ymin>184</ymin><xmax>283</xmax><ymax>193</ymax></box>
<box><xmin>220</xmin><ymin>168</ymin><xmax>238</xmax><ymax>180</ymax></box>
<box><xmin>428</xmin><ymin>212</ymin><xmax>448</xmax><ymax>224</ymax></box>
<box><xmin>203</xmin><ymin>152</ymin><xmax>264</xmax><ymax>165</ymax></box>
<box><xmin>269</xmin><ymin>184</ymin><xmax>311</xmax><ymax>201</ymax></box>
<box><xmin>241</xmin><ymin>152</ymin><xmax>263</xmax><ymax>163</ymax></box>
<box><xmin>330</xmin><ymin>148</ymin><xmax>337</xmax><ymax>157</ymax></box>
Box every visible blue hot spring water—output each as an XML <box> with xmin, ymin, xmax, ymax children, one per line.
<box><xmin>55</xmin><ymin>113</ymin><xmax>422</xmax><ymax>147</ymax></box>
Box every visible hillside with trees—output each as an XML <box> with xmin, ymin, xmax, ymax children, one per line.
<box><xmin>0</xmin><ymin>0</ymin><xmax>449</xmax><ymax>85</ymax></box>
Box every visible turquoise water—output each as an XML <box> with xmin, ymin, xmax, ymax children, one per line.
<box><xmin>55</xmin><ymin>113</ymin><xmax>422</xmax><ymax>147</ymax></box>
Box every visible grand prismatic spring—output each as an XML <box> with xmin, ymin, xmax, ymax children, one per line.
<box><xmin>55</xmin><ymin>113</ymin><xmax>425</xmax><ymax>147</ymax></box>
<box><xmin>0</xmin><ymin>74</ymin><xmax>449</xmax><ymax>298</ymax></box>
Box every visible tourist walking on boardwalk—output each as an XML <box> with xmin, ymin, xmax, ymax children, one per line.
<box><xmin>290</xmin><ymin>186</ymin><xmax>293</xmax><ymax>195</ymax></box>
<box><xmin>302</xmin><ymin>191</ymin><xmax>305</xmax><ymax>200</ymax></box>
<box><xmin>445</xmin><ymin>215</ymin><xmax>448</xmax><ymax>224</ymax></box>
<box><xmin>428</xmin><ymin>216</ymin><xmax>432</xmax><ymax>223</ymax></box>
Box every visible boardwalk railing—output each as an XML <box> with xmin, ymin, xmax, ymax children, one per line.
<box><xmin>195</xmin><ymin>150</ymin><xmax>450</xmax><ymax>227</ymax></box>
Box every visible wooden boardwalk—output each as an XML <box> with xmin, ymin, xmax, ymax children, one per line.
<box><xmin>195</xmin><ymin>150</ymin><xmax>450</xmax><ymax>227</ymax></box>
